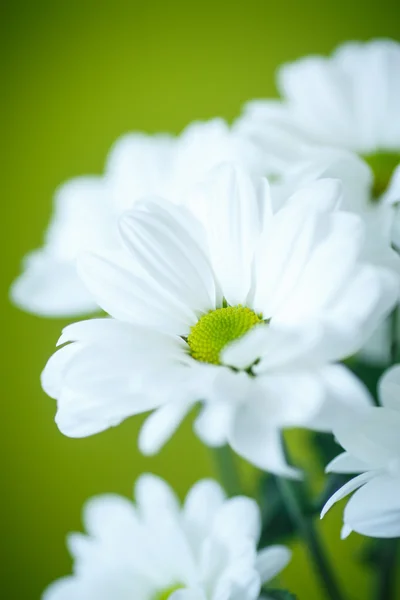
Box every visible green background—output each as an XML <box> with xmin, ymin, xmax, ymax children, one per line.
<box><xmin>2</xmin><ymin>1</ymin><xmax>399</xmax><ymax>598</ymax></box>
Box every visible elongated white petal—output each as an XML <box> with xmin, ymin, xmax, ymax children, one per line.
<box><xmin>304</xmin><ymin>364</ymin><xmax>373</xmax><ymax>432</ymax></box>
<box><xmin>255</xmin><ymin>545</ymin><xmax>291</xmax><ymax>584</ymax></box>
<box><xmin>253</xmin><ymin>199</ymin><xmax>321</xmax><ymax>318</ymax></box>
<box><xmin>78</xmin><ymin>253</ymin><xmax>196</xmax><ymax>334</ymax></box>
<box><xmin>194</xmin><ymin>402</ymin><xmax>233</xmax><ymax>447</ymax></box>
<box><xmin>41</xmin><ymin>343</ymin><xmax>83</xmax><ymax>399</ymax></box>
<box><xmin>326</xmin><ymin>452</ymin><xmax>370</xmax><ymax>474</ymax></box>
<box><xmin>285</xmin><ymin>178</ymin><xmax>343</xmax><ymax>213</ymax></box>
<box><xmin>333</xmin><ymin>407</ymin><xmax>400</xmax><ymax>468</ymax></box>
<box><xmin>138</xmin><ymin>399</ymin><xmax>194</xmax><ymax>455</ymax></box>
<box><xmin>190</xmin><ymin>163</ymin><xmax>262</xmax><ymax>306</ymax></box>
<box><xmin>82</xmin><ymin>494</ymin><xmax>139</xmax><ymax>540</ymax></box>
<box><xmin>275</xmin><ymin>211</ymin><xmax>364</xmax><ymax>323</ymax></box>
<box><xmin>229</xmin><ymin>419</ymin><xmax>300</xmax><ymax>479</ymax></box>
<box><xmin>134</xmin><ymin>474</ymin><xmax>181</xmax><ymax>521</ymax></box>
<box><xmin>212</xmin><ymin>497</ymin><xmax>261</xmax><ymax>543</ymax></box>
<box><xmin>119</xmin><ymin>202</ymin><xmax>216</xmax><ymax>314</ymax></box>
<box><xmin>378</xmin><ymin>364</ymin><xmax>400</xmax><ymax>411</ymax></box>
<box><xmin>183</xmin><ymin>479</ymin><xmax>226</xmax><ymax>539</ymax></box>
<box><xmin>320</xmin><ymin>471</ymin><xmax>375</xmax><ymax>518</ymax></box>
<box><xmin>343</xmin><ymin>475</ymin><xmax>400</xmax><ymax>538</ymax></box>
<box><xmin>11</xmin><ymin>251</ymin><xmax>98</xmax><ymax>317</ymax></box>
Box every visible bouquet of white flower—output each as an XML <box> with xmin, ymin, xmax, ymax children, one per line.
<box><xmin>11</xmin><ymin>39</ymin><xmax>400</xmax><ymax>600</ymax></box>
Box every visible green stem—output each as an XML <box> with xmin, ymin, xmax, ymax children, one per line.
<box><xmin>276</xmin><ymin>477</ymin><xmax>347</xmax><ymax>600</ymax></box>
<box><xmin>212</xmin><ymin>445</ymin><xmax>242</xmax><ymax>497</ymax></box>
<box><xmin>376</xmin><ymin>538</ymin><xmax>398</xmax><ymax>600</ymax></box>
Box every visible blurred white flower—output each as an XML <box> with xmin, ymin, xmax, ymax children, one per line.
<box><xmin>11</xmin><ymin>119</ymin><xmax>268</xmax><ymax>318</ymax></box>
<box><xmin>42</xmin><ymin>474</ymin><xmax>291</xmax><ymax>600</ymax></box>
<box><xmin>42</xmin><ymin>165</ymin><xmax>398</xmax><ymax>476</ymax></box>
<box><xmin>237</xmin><ymin>39</ymin><xmax>400</xmax><ymax>244</ymax></box>
<box><xmin>321</xmin><ymin>364</ymin><xmax>400</xmax><ymax>538</ymax></box>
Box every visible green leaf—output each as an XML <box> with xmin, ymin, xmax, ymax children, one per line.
<box><xmin>258</xmin><ymin>474</ymin><xmax>311</xmax><ymax>545</ymax></box>
<box><xmin>263</xmin><ymin>589</ymin><xmax>298</xmax><ymax>599</ymax></box>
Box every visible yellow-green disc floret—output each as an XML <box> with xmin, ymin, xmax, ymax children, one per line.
<box><xmin>187</xmin><ymin>305</ymin><xmax>264</xmax><ymax>365</ymax></box>
<box><xmin>363</xmin><ymin>151</ymin><xmax>400</xmax><ymax>200</ymax></box>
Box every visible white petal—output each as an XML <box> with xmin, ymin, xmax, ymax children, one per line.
<box><xmin>229</xmin><ymin>421</ymin><xmax>300</xmax><ymax>478</ymax></box>
<box><xmin>255</xmin><ymin>545</ymin><xmax>291</xmax><ymax>584</ymax></box>
<box><xmin>304</xmin><ymin>365</ymin><xmax>373</xmax><ymax>432</ymax></box>
<box><xmin>212</xmin><ymin>496</ymin><xmax>261</xmax><ymax>542</ymax></box>
<box><xmin>225</xmin><ymin>323</ymin><xmax>322</xmax><ymax>372</ymax></box>
<box><xmin>341</xmin><ymin>524</ymin><xmax>353</xmax><ymax>539</ymax></box>
<box><xmin>284</xmin><ymin>178</ymin><xmax>343</xmax><ymax>213</ymax></box>
<box><xmin>119</xmin><ymin>201</ymin><xmax>216</xmax><ymax>313</ymax></box>
<box><xmin>138</xmin><ymin>399</ymin><xmax>194</xmax><ymax>455</ymax></box>
<box><xmin>78</xmin><ymin>252</ymin><xmax>196</xmax><ymax>334</ymax></box>
<box><xmin>333</xmin><ymin>407</ymin><xmax>400</xmax><ymax>468</ymax></box>
<box><xmin>41</xmin><ymin>343</ymin><xmax>83</xmax><ymax>399</ymax></box>
<box><xmin>278</xmin><ymin>55</ymin><xmax>358</xmax><ymax>147</ymax></box>
<box><xmin>60</xmin><ymin>335</ymin><xmax>174</xmax><ymax>399</ymax></box>
<box><xmin>320</xmin><ymin>471</ymin><xmax>376</xmax><ymax>518</ymax></box>
<box><xmin>275</xmin><ymin>211</ymin><xmax>365</xmax><ymax>323</ymax></box>
<box><xmin>134</xmin><ymin>473</ymin><xmax>181</xmax><ymax>520</ymax></box>
<box><xmin>105</xmin><ymin>132</ymin><xmax>174</xmax><ymax>211</ymax></box>
<box><xmin>82</xmin><ymin>493</ymin><xmax>138</xmax><ymax>540</ymax></box>
<box><xmin>184</xmin><ymin>479</ymin><xmax>226</xmax><ymax>538</ymax></box>
<box><xmin>317</xmin><ymin>265</ymin><xmax>399</xmax><ymax>360</ymax></box>
<box><xmin>232</xmin><ymin>371</ymin><xmax>324</xmax><ymax>429</ymax></box>
<box><xmin>170</xmin><ymin>591</ymin><xmax>205</xmax><ymax>600</ymax></box>
<box><xmin>11</xmin><ymin>251</ymin><xmax>98</xmax><ymax>317</ymax></box>
<box><xmin>326</xmin><ymin>452</ymin><xmax>370</xmax><ymax>474</ymax></box>
<box><xmin>194</xmin><ymin>402</ymin><xmax>234</xmax><ymax>447</ymax></box>
<box><xmin>190</xmin><ymin>163</ymin><xmax>262</xmax><ymax>306</ymax></box>
<box><xmin>55</xmin><ymin>387</ymin><xmax>155</xmax><ymax>438</ymax></box>
<box><xmin>343</xmin><ymin>475</ymin><xmax>400</xmax><ymax>538</ymax></box>
<box><xmin>213</xmin><ymin>566</ymin><xmax>261</xmax><ymax>600</ymax></box>
<box><xmin>253</xmin><ymin>199</ymin><xmax>321</xmax><ymax>318</ymax></box>
<box><xmin>42</xmin><ymin>577</ymin><xmax>86</xmax><ymax>600</ymax></box>
<box><xmin>379</xmin><ymin>364</ymin><xmax>400</xmax><ymax>412</ymax></box>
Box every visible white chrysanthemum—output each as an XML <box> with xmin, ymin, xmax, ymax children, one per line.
<box><xmin>11</xmin><ymin>119</ymin><xmax>267</xmax><ymax>318</ymax></box>
<box><xmin>237</xmin><ymin>39</ymin><xmax>400</xmax><ymax>240</ymax></box>
<box><xmin>321</xmin><ymin>365</ymin><xmax>400</xmax><ymax>538</ymax></box>
<box><xmin>43</xmin><ymin>474</ymin><xmax>291</xmax><ymax>600</ymax></box>
<box><xmin>42</xmin><ymin>165</ymin><xmax>398</xmax><ymax>475</ymax></box>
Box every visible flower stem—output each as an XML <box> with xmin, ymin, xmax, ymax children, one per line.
<box><xmin>376</xmin><ymin>538</ymin><xmax>398</xmax><ymax>600</ymax></box>
<box><xmin>212</xmin><ymin>445</ymin><xmax>242</xmax><ymax>497</ymax></box>
<box><xmin>276</xmin><ymin>475</ymin><xmax>347</xmax><ymax>600</ymax></box>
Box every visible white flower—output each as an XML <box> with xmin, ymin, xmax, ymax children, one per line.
<box><xmin>11</xmin><ymin>119</ymin><xmax>267</xmax><ymax>318</ymax></box>
<box><xmin>42</xmin><ymin>165</ymin><xmax>398</xmax><ymax>476</ymax></box>
<box><xmin>237</xmin><ymin>40</ymin><xmax>400</xmax><ymax>241</ymax></box>
<box><xmin>42</xmin><ymin>474</ymin><xmax>291</xmax><ymax>600</ymax></box>
<box><xmin>321</xmin><ymin>364</ymin><xmax>400</xmax><ymax>538</ymax></box>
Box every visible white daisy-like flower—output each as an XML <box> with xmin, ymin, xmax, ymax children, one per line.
<box><xmin>42</xmin><ymin>474</ymin><xmax>291</xmax><ymax>600</ymax></box>
<box><xmin>237</xmin><ymin>39</ymin><xmax>400</xmax><ymax>242</ymax></box>
<box><xmin>11</xmin><ymin>119</ymin><xmax>267</xmax><ymax>318</ymax></box>
<box><xmin>321</xmin><ymin>364</ymin><xmax>400</xmax><ymax>539</ymax></box>
<box><xmin>42</xmin><ymin>165</ymin><xmax>398</xmax><ymax>476</ymax></box>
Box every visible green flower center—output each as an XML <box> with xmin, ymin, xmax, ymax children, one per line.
<box><xmin>363</xmin><ymin>151</ymin><xmax>400</xmax><ymax>200</ymax></box>
<box><xmin>187</xmin><ymin>305</ymin><xmax>264</xmax><ymax>365</ymax></box>
<box><xmin>154</xmin><ymin>585</ymin><xmax>184</xmax><ymax>600</ymax></box>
